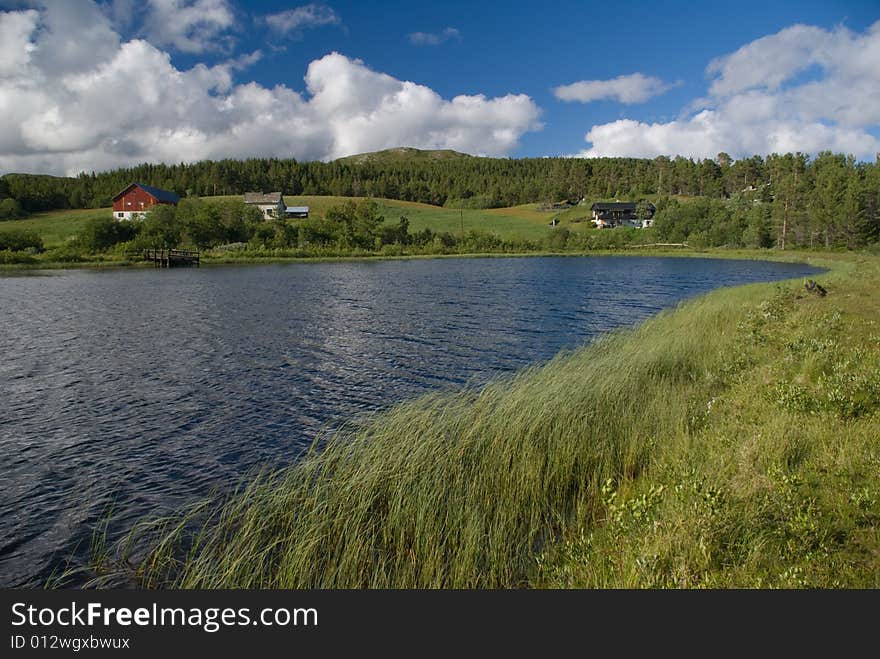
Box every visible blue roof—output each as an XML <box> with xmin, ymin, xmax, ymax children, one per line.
<box><xmin>113</xmin><ymin>182</ymin><xmax>180</xmax><ymax>204</ymax></box>
<box><xmin>135</xmin><ymin>183</ymin><xmax>180</xmax><ymax>204</ymax></box>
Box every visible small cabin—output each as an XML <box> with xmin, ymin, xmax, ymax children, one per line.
<box><xmin>590</xmin><ymin>202</ymin><xmax>656</xmax><ymax>229</ymax></box>
<box><xmin>112</xmin><ymin>183</ymin><xmax>180</xmax><ymax>221</ymax></box>
<box><xmin>285</xmin><ymin>206</ymin><xmax>310</xmax><ymax>219</ymax></box>
<box><xmin>244</xmin><ymin>192</ymin><xmax>285</xmax><ymax>220</ymax></box>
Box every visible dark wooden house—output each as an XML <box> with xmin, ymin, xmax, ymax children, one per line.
<box><xmin>590</xmin><ymin>202</ymin><xmax>656</xmax><ymax>229</ymax></box>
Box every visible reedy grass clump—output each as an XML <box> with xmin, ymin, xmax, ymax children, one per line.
<box><xmin>92</xmin><ymin>254</ymin><xmax>880</xmax><ymax>588</ymax></box>
<box><xmin>536</xmin><ymin>256</ymin><xmax>880</xmax><ymax>588</ymax></box>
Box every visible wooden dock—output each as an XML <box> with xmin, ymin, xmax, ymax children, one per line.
<box><xmin>142</xmin><ymin>248</ymin><xmax>200</xmax><ymax>267</ymax></box>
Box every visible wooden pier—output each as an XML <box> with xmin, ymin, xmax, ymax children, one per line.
<box><xmin>142</xmin><ymin>248</ymin><xmax>200</xmax><ymax>268</ymax></box>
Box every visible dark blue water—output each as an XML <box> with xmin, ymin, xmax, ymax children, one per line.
<box><xmin>0</xmin><ymin>256</ymin><xmax>822</xmax><ymax>586</ymax></box>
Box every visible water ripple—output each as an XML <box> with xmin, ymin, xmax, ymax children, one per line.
<box><xmin>0</xmin><ymin>256</ymin><xmax>821</xmax><ymax>585</ymax></box>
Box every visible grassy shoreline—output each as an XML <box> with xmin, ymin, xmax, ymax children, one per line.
<box><xmin>79</xmin><ymin>251</ymin><xmax>879</xmax><ymax>588</ymax></box>
<box><xmin>0</xmin><ymin>246</ymin><xmax>860</xmax><ymax>272</ymax></box>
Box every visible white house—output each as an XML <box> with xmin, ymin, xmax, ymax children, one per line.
<box><xmin>244</xmin><ymin>193</ymin><xmax>310</xmax><ymax>220</ymax></box>
<box><xmin>244</xmin><ymin>192</ymin><xmax>285</xmax><ymax>220</ymax></box>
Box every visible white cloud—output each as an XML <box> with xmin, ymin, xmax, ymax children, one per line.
<box><xmin>25</xmin><ymin>0</ymin><xmax>122</xmax><ymax>76</ymax></box>
<box><xmin>264</xmin><ymin>3</ymin><xmax>340</xmax><ymax>36</ymax></box>
<box><xmin>227</xmin><ymin>49</ymin><xmax>262</xmax><ymax>71</ymax></box>
<box><xmin>554</xmin><ymin>73</ymin><xmax>677</xmax><ymax>104</ymax></box>
<box><xmin>304</xmin><ymin>53</ymin><xmax>539</xmax><ymax>159</ymax></box>
<box><xmin>103</xmin><ymin>0</ymin><xmax>137</xmax><ymax>30</ymax></box>
<box><xmin>408</xmin><ymin>27</ymin><xmax>461</xmax><ymax>46</ymax></box>
<box><xmin>0</xmin><ymin>9</ymin><xmax>40</xmax><ymax>77</ymax></box>
<box><xmin>142</xmin><ymin>0</ymin><xmax>235</xmax><ymax>54</ymax></box>
<box><xmin>574</xmin><ymin>21</ymin><xmax>880</xmax><ymax>160</ymax></box>
<box><xmin>0</xmin><ymin>3</ymin><xmax>542</xmax><ymax>175</ymax></box>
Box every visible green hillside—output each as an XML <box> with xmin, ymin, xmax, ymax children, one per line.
<box><xmin>201</xmin><ymin>195</ymin><xmax>558</xmax><ymax>240</ymax></box>
<box><xmin>0</xmin><ymin>208</ymin><xmax>109</xmax><ymax>248</ymax></box>
<box><xmin>335</xmin><ymin>147</ymin><xmax>474</xmax><ymax>165</ymax></box>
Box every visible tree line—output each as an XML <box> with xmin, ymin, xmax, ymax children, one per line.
<box><xmin>1</xmin><ymin>151</ymin><xmax>878</xmax><ymax>249</ymax></box>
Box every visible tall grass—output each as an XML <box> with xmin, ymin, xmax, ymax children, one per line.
<box><xmin>92</xmin><ymin>254</ymin><xmax>880</xmax><ymax>588</ymax></box>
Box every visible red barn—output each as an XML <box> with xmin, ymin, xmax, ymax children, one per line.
<box><xmin>112</xmin><ymin>183</ymin><xmax>180</xmax><ymax>221</ymax></box>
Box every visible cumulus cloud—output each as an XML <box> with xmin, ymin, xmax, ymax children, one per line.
<box><xmin>576</xmin><ymin>21</ymin><xmax>880</xmax><ymax>159</ymax></box>
<box><xmin>303</xmin><ymin>53</ymin><xmax>539</xmax><ymax>159</ymax></box>
<box><xmin>554</xmin><ymin>73</ymin><xmax>677</xmax><ymax>104</ymax></box>
<box><xmin>264</xmin><ymin>3</ymin><xmax>340</xmax><ymax>36</ymax></box>
<box><xmin>103</xmin><ymin>0</ymin><xmax>137</xmax><ymax>30</ymax></box>
<box><xmin>0</xmin><ymin>8</ymin><xmax>40</xmax><ymax>77</ymax></box>
<box><xmin>581</xmin><ymin>114</ymin><xmax>876</xmax><ymax>160</ymax></box>
<box><xmin>226</xmin><ymin>49</ymin><xmax>263</xmax><ymax>71</ymax></box>
<box><xmin>407</xmin><ymin>27</ymin><xmax>461</xmax><ymax>46</ymax></box>
<box><xmin>141</xmin><ymin>0</ymin><xmax>236</xmax><ymax>53</ymax></box>
<box><xmin>0</xmin><ymin>2</ymin><xmax>541</xmax><ymax>175</ymax></box>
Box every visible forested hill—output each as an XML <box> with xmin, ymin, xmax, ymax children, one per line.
<box><xmin>1</xmin><ymin>151</ymin><xmax>879</xmax><ymax>248</ymax></box>
<box><xmin>335</xmin><ymin>147</ymin><xmax>473</xmax><ymax>165</ymax></box>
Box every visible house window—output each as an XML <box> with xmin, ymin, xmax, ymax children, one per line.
<box><xmin>117</xmin><ymin>212</ymin><xmax>124</xmax><ymax>218</ymax></box>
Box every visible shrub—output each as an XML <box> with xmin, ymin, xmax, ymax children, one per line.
<box><xmin>46</xmin><ymin>242</ymin><xmax>88</xmax><ymax>262</ymax></box>
<box><xmin>0</xmin><ymin>229</ymin><xmax>43</xmax><ymax>252</ymax></box>
<box><xmin>77</xmin><ymin>216</ymin><xmax>138</xmax><ymax>252</ymax></box>
<box><xmin>0</xmin><ymin>248</ymin><xmax>37</xmax><ymax>264</ymax></box>
<box><xmin>546</xmin><ymin>227</ymin><xmax>571</xmax><ymax>250</ymax></box>
<box><xmin>0</xmin><ymin>198</ymin><xmax>25</xmax><ymax>221</ymax></box>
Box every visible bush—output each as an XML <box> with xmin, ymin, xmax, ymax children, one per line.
<box><xmin>460</xmin><ymin>229</ymin><xmax>502</xmax><ymax>252</ymax></box>
<box><xmin>137</xmin><ymin>205</ymin><xmax>181</xmax><ymax>248</ymax></box>
<box><xmin>0</xmin><ymin>198</ymin><xmax>25</xmax><ymax>221</ymax></box>
<box><xmin>0</xmin><ymin>248</ymin><xmax>37</xmax><ymax>264</ymax></box>
<box><xmin>46</xmin><ymin>243</ymin><xmax>88</xmax><ymax>262</ymax></box>
<box><xmin>688</xmin><ymin>231</ymin><xmax>711</xmax><ymax>249</ymax></box>
<box><xmin>546</xmin><ymin>227</ymin><xmax>571</xmax><ymax>250</ymax></box>
<box><xmin>211</xmin><ymin>242</ymin><xmax>249</xmax><ymax>252</ymax></box>
<box><xmin>0</xmin><ymin>229</ymin><xmax>43</xmax><ymax>252</ymax></box>
<box><xmin>77</xmin><ymin>216</ymin><xmax>138</xmax><ymax>252</ymax></box>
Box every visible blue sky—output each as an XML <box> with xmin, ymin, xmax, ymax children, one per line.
<box><xmin>1</xmin><ymin>0</ymin><xmax>879</xmax><ymax>174</ymax></box>
<box><xmin>220</xmin><ymin>0</ymin><xmax>880</xmax><ymax>157</ymax></box>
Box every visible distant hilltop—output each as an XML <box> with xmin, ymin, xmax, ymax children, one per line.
<box><xmin>334</xmin><ymin>147</ymin><xmax>475</xmax><ymax>165</ymax></box>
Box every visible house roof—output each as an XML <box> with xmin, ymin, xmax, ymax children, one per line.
<box><xmin>112</xmin><ymin>182</ymin><xmax>180</xmax><ymax>204</ymax></box>
<box><xmin>244</xmin><ymin>192</ymin><xmax>284</xmax><ymax>204</ymax></box>
<box><xmin>590</xmin><ymin>202</ymin><xmax>655</xmax><ymax>211</ymax></box>
<box><xmin>285</xmin><ymin>206</ymin><xmax>310</xmax><ymax>213</ymax></box>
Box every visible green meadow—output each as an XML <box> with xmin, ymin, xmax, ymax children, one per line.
<box><xmin>0</xmin><ymin>207</ymin><xmax>110</xmax><ymax>248</ymax></box>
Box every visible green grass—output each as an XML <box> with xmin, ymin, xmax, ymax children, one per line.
<box><xmin>484</xmin><ymin>203</ymin><xmax>597</xmax><ymax>232</ymax></box>
<box><xmin>0</xmin><ymin>208</ymin><xmax>109</xmax><ymax>248</ymax></box>
<box><xmin>387</xmin><ymin>204</ymin><xmax>552</xmax><ymax>240</ymax></box>
<box><xmin>83</xmin><ymin>252</ymin><xmax>880</xmax><ymax>589</ymax></box>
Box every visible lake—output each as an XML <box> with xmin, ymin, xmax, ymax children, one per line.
<box><xmin>0</xmin><ymin>255</ymin><xmax>822</xmax><ymax>586</ymax></box>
